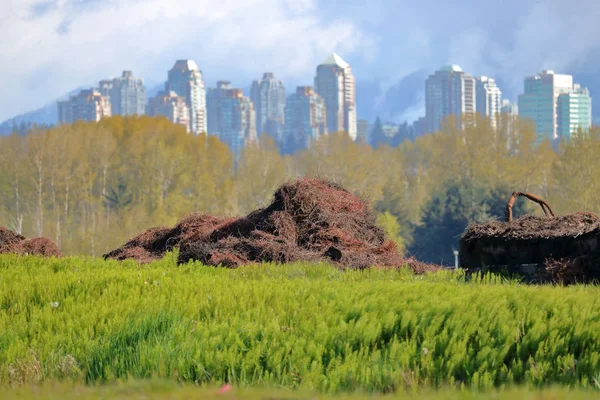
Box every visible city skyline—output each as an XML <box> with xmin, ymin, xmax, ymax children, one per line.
<box><xmin>2</xmin><ymin>0</ymin><xmax>600</xmax><ymax>124</ymax></box>
<box><xmin>18</xmin><ymin>49</ymin><xmax>599</xmax><ymax>142</ymax></box>
<box><xmin>54</xmin><ymin>54</ymin><xmax>594</xmax><ymax>151</ymax></box>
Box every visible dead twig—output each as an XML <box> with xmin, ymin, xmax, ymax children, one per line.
<box><xmin>506</xmin><ymin>192</ymin><xmax>555</xmax><ymax>222</ymax></box>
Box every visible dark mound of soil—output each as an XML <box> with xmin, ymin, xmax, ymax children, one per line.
<box><xmin>0</xmin><ymin>227</ymin><xmax>62</xmax><ymax>257</ymax></box>
<box><xmin>106</xmin><ymin>178</ymin><xmax>436</xmax><ymax>273</ymax></box>
<box><xmin>460</xmin><ymin>212</ymin><xmax>600</xmax><ymax>284</ymax></box>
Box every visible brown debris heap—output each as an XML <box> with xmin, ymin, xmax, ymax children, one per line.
<box><xmin>102</xmin><ymin>214</ymin><xmax>231</xmax><ymax>264</ymax></box>
<box><xmin>460</xmin><ymin>212</ymin><xmax>600</xmax><ymax>284</ymax></box>
<box><xmin>105</xmin><ymin>178</ymin><xmax>435</xmax><ymax>273</ymax></box>
<box><xmin>0</xmin><ymin>227</ymin><xmax>62</xmax><ymax>257</ymax></box>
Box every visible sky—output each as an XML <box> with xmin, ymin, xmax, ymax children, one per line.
<box><xmin>1</xmin><ymin>0</ymin><xmax>600</xmax><ymax>122</ymax></box>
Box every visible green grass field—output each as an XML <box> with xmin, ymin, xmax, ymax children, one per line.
<box><xmin>1</xmin><ymin>254</ymin><xmax>600</xmax><ymax>398</ymax></box>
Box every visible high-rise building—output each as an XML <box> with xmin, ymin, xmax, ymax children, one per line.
<box><xmin>557</xmin><ymin>85</ymin><xmax>592</xmax><ymax>140</ymax></box>
<box><xmin>250</xmin><ymin>73</ymin><xmax>286</xmax><ymax>144</ymax></box>
<box><xmin>425</xmin><ymin>65</ymin><xmax>476</xmax><ymax>133</ymax></box>
<box><xmin>207</xmin><ymin>81</ymin><xmax>256</xmax><ymax>157</ymax></box>
<box><xmin>412</xmin><ymin>117</ymin><xmax>428</xmax><ymax>137</ymax></box>
<box><xmin>501</xmin><ymin>100</ymin><xmax>518</xmax><ymax>116</ymax></box>
<box><xmin>463</xmin><ymin>75</ymin><xmax>476</xmax><ymax>127</ymax></box>
<box><xmin>207</xmin><ymin>81</ymin><xmax>233</xmax><ymax>136</ymax></box>
<box><xmin>167</xmin><ymin>60</ymin><xmax>207</xmax><ymax>135</ymax></box>
<box><xmin>98</xmin><ymin>80</ymin><xmax>113</xmax><ymax>102</ymax></box>
<box><xmin>476</xmin><ymin>76</ymin><xmax>502</xmax><ymax>127</ymax></box>
<box><xmin>314</xmin><ymin>53</ymin><xmax>357</xmax><ymax>140</ymax></box>
<box><xmin>518</xmin><ymin>70</ymin><xmax>573</xmax><ymax>141</ymax></box>
<box><xmin>283</xmin><ymin>86</ymin><xmax>327</xmax><ymax>154</ymax></box>
<box><xmin>147</xmin><ymin>91</ymin><xmax>190</xmax><ymax>132</ymax></box>
<box><xmin>356</xmin><ymin>120</ymin><xmax>369</xmax><ymax>143</ymax></box>
<box><xmin>57</xmin><ymin>89</ymin><xmax>111</xmax><ymax>124</ymax></box>
<box><xmin>57</xmin><ymin>100</ymin><xmax>73</xmax><ymax>124</ymax></box>
<box><xmin>105</xmin><ymin>71</ymin><xmax>147</xmax><ymax>116</ymax></box>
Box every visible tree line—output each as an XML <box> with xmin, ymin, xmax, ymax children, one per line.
<box><xmin>0</xmin><ymin>114</ymin><xmax>598</xmax><ymax>264</ymax></box>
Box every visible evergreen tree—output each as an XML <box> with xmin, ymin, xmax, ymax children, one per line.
<box><xmin>409</xmin><ymin>180</ymin><xmax>531</xmax><ymax>265</ymax></box>
<box><xmin>369</xmin><ymin>116</ymin><xmax>387</xmax><ymax>148</ymax></box>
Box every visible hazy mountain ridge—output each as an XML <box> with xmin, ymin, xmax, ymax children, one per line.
<box><xmin>0</xmin><ymin>83</ymin><xmax>164</xmax><ymax>135</ymax></box>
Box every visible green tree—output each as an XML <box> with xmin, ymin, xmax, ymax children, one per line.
<box><xmin>376</xmin><ymin>212</ymin><xmax>405</xmax><ymax>251</ymax></box>
<box><xmin>552</xmin><ymin>127</ymin><xmax>600</xmax><ymax>213</ymax></box>
<box><xmin>369</xmin><ymin>117</ymin><xmax>387</xmax><ymax>148</ymax></box>
<box><xmin>409</xmin><ymin>179</ymin><xmax>530</xmax><ymax>265</ymax></box>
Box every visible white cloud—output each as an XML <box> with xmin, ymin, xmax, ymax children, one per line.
<box><xmin>4</xmin><ymin>0</ymin><xmax>600</xmax><ymax>122</ymax></box>
<box><xmin>502</xmin><ymin>1</ymin><xmax>600</xmax><ymax>89</ymax></box>
<box><xmin>447</xmin><ymin>29</ymin><xmax>488</xmax><ymax>75</ymax></box>
<box><xmin>0</xmin><ymin>0</ymin><xmax>372</xmax><ymax>120</ymax></box>
<box><xmin>436</xmin><ymin>1</ymin><xmax>600</xmax><ymax>96</ymax></box>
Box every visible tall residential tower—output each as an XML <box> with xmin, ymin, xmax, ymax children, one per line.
<box><xmin>518</xmin><ymin>70</ymin><xmax>574</xmax><ymax>142</ymax></box>
<box><xmin>557</xmin><ymin>84</ymin><xmax>592</xmax><ymax>140</ymax></box>
<box><xmin>425</xmin><ymin>65</ymin><xmax>475</xmax><ymax>133</ymax></box>
<box><xmin>207</xmin><ymin>81</ymin><xmax>256</xmax><ymax>157</ymax></box>
<box><xmin>475</xmin><ymin>76</ymin><xmax>502</xmax><ymax>127</ymax></box>
<box><xmin>58</xmin><ymin>89</ymin><xmax>111</xmax><ymax>124</ymax></box>
<box><xmin>314</xmin><ymin>53</ymin><xmax>357</xmax><ymax>140</ymax></box>
<box><xmin>283</xmin><ymin>86</ymin><xmax>327</xmax><ymax>154</ymax></box>
<box><xmin>250</xmin><ymin>73</ymin><xmax>286</xmax><ymax>145</ymax></box>
<box><xmin>167</xmin><ymin>60</ymin><xmax>207</xmax><ymax>135</ymax></box>
<box><xmin>104</xmin><ymin>71</ymin><xmax>147</xmax><ymax>116</ymax></box>
<box><xmin>147</xmin><ymin>91</ymin><xmax>190</xmax><ymax>132</ymax></box>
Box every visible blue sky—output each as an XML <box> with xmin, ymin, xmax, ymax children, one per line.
<box><xmin>1</xmin><ymin>0</ymin><xmax>600</xmax><ymax>122</ymax></box>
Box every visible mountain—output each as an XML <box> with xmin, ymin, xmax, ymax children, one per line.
<box><xmin>375</xmin><ymin>69</ymin><xmax>427</xmax><ymax>123</ymax></box>
<box><xmin>0</xmin><ymin>82</ymin><xmax>165</xmax><ymax>136</ymax></box>
<box><xmin>355</xmin><ymin>69</ymin><xmax>427</xmax><ymax>124</ymax></box>
<box><xmin>355</xmin><ymin>80</ymin><xmax>381</xmax><ymax>123</ymax></box>
<box><xmin>0</xmin><ymin>102</ymin><xmax>57</xmax><ymax>135</ymax></box>
<box><xmin>0</xmin><ymin>86</ymin><xmax>89</xmax><ymax>135</ymax></box>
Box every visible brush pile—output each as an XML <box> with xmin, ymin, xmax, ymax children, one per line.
<box><xmin>0</xmin><ymin>227</ymin><xmax>62</xmax><ymax>257</ymax></box>
<box><xmin>460</xmin><ymin>191</ymin><xmax>600</xmax><ymax>284</ymax></box>
<box><xmin>105</xmin><ymin>178</ymin><xmax>435</xmax><ymax>273</ymax></box>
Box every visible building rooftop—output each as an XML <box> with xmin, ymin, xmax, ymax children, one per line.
<box><xmin>321</xmin><ymin>53</ymin><xmax>349</xmax><ymax>68</ymax></box>
<box><xmin>439</xmin><ymin>65</ymin><xmax>463</xmax><ymax>72</ymax></box>
<box><xmin>217</xmin><ymin>81</ymin><xmax>232</xmax><ymax>89</ymax></box>
<box><xmin>296</xmin><ymin>86</ymin><xmax>315</xmax><ymax>95</ymax></box>
<box><xmin>569</xmin><ymin>85</ymin><xmax>590</xmax><ymax>95</ymax></box>
<box><xmin>172</xmin><ymin>60</ymin><xmax>199</xmax><ymax>72</ymax></box>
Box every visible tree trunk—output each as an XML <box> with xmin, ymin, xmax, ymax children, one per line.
<box><xmin>35</xmin><ymin>154</ymin><xmax>44</xmax><ymax>237</ymax></box>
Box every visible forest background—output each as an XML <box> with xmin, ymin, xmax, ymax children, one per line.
<box><xmin>1</xmin><ymin>114</ymin><xmax>596</xmax><ymax>265</ymax></box>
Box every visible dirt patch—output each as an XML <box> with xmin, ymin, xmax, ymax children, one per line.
<box><xmin>106</xmin><ymin>178</ymin><xmax>436</xmax><ymax>273</ymax></box>
<box><xmin>0</xmin><ymin>227</ymin><xmax>61</xmax><ymax>257</ymax></box>
<box><xmin>460</xmin><ymin>212</ymin><xmax>600</xmax><ymax>283</ymax></box>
